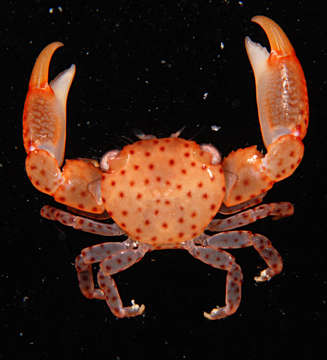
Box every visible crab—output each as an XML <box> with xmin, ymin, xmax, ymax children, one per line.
<box><xmin>23</xmin><ymin>16</ymin><xmax>308</xmax><ymax>319</ymax></box>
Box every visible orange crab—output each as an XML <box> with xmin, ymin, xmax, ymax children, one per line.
<box><xmin>23</xmin><ymin>16</ymin><xmax>308</xmax><ymax>319</ymax></box>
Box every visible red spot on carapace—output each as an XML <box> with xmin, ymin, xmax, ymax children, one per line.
<box><xmin>162</xmin><ymin>222</ymin><xmax>168</xmax><ymax>228</ymax></box>
<box><xmin>136</xmin><ymin>193</ymin><xmax>142</xmax><ymax>199</ymax></box>
<box><xmin>169</xmin><ymin>159</ymin><xmax>175</xmax><ymax>166</ymax></box>
<box><xmin>145</xmin><ymin>151</ymin><xmax>151</xmax><ymax>157</ymax></box>
<box><xmin>134</xmin><ymin>165</ymin><xmax>139</xmax><ymax>170</ymax></box>
<box><xmin>159</xmin><ymin>146</ymin><xmax>165</xmax><ymax>152</ymax></box>
<box><xmin>149</xmin><ymin>164</ymin><xmax>154</xmax><ymax>170</ymax></box>
<box><xmin>119</xmin><ymin>192</ymin><xmax>124</xmax><ymax>198</ymax></box>
<box><xmin>111</xmin><ymin>181</ymin><xmax>116</xmax><ymax>186</ymax></box>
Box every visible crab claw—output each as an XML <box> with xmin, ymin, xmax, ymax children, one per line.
<box><xmin>23</xmin><ymin>43</ymin><xmax>105</xmax><ymax>214</ymax></box>
<box><xmin>222</xmin><ymin>16</ymin><xmax>308</xmax><ymax>209</ymax></box>
<box><xmin>23</xmin><ymin>42</ymin><xmax>76</xmax><ymax>167</ymax></box>
<box><xmin>245</xmin><ymin>16</ymin><xmax>308</xmax><ymax>147</ymax></box>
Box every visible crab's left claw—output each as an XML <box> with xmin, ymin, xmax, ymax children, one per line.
<box><xmin>23</xmin><ymin>43</ymin><xmax>105</xmax><ymax>214</ymax></box>
<box><xmin>222</xmin><ymin>16</ymin><xmax>308</xmax><ymax>209</ymax></box>
<box><xmin>23</xmin><ymin>42</ymin><xmax>76</xmax><ymax>167</ymax></box>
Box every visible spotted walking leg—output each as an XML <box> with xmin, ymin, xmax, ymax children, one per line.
<box><xmin>207</xmin><ymin>202</ymin><xmax>294</xmax><ymax>232</ymax></box>
<box><xmin>97</xmin><ymin>241</ymin><xmax>150</xmax><ymax>318</ymax></box>
<box><xmin>75</xmin><ymin>240</ymin><xmax>132</xmax><ymax>300</ymax></box>
<box><xmin>75</xmin><ymin>239</ymin><xmax>150</xmax><ymax>317</ymax></box>
<box><xmin>41</xmin><ymin>205</ymin><xmax>125</xmax><ymax>236</ymax></box>
<box><xmin>183</xmin><ymin>240</ymin><xmax>243</xmax><ymax>320</ymax></box>
<box><xmin>199</xmin><ymin>231</ymin><xmax>283</xmax><ymax>282</ymax></box>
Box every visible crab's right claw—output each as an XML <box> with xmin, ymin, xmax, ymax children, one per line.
<box><xmin>245</xmin><ymin>16</ymin><xmax>308</xmax><ymax>147</ymax></box>
<box><xmin>245</xmin><ymin>16</ymin><xmax>308</xmax><ymax>182</ymax></box>
<box><xmin>222</xmin><ymin>16</ymin><xmax>308</xmax><ymax>209</ymax></box>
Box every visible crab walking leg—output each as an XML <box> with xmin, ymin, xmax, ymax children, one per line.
<box><xmin>75</xmin><ymin>240</ymin><xmax>150</xmax><ymax>308</ymax></box>
<box><xmin>223</xmin><ymin>16</ymin><xmax>309</xmax><ymax>208</ymax></box>
<box><xmin>23</xmin><ymin>42</ymin><xmax>105</xmax><ymax>214</ymax></box>
<box><xmin>183</xmin><ymin>240</ymin><xmax>243</xmax><ymax>320</ymax></box>
<box><xmin>75</xmin><ymin>241</ymin><xmax>133</xmax><ymax>299</ymax></box>
<box><xmin>200</xmin><ymin>231</ymin><xmax>283</xmax><ymax>282</ymax></box>
<box><xmin>41</xmin><ymin>205</ymin><xmax>125</xmax><ymax>236</ymax></box>
<box><xmin>207</xmin><ymin>202</ymin><xmax>293</xmax><ymax>232</ymax></box>
<box><xmin>97</xmin><ymin>242</ymin><xmax>150</xmax><ymax>318</ymax></box>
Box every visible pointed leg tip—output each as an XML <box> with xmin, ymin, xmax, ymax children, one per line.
<box><xmin>203</xmin><ymin>307</ymin><xmax>226</xmax><ymax>320</ymax></box>
<box><xmin>119</xmin><ymin>301</ymin><xmax>145</xmax><ymax>318</ymax></box>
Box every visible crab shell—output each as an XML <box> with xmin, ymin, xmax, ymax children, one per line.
<box><xmin>101</xmin><ymin>137</ymin><xmax>225</xmax><ymax>248</ymax></box>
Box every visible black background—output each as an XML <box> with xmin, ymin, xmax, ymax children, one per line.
<box><xmin>1</xmin><ymin>0</ymin><xmax>326</xmax><ymax>358</ymax></box>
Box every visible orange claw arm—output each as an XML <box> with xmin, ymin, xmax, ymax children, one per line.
<box><xmin>223</xmin><ymin>16</ymin><xmax>308</xmax><ymax>209</ymax></box>
<box><xmin>23</xmin><ymin>42</ymin><xmax>105</xmax><ymax>214</ymax></box>
<box><xmin>245</xmin><ymin>15</ymin><xmax>308</xmax><ymax>146</ymax></box>
<box><xmin>23</xmin><ymin>42</ymin><xmax>75</xmax><ymax>166</ymax></box>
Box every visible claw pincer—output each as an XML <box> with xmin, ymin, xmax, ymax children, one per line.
<box><xmin>223</xmin><ymin>16</ymin><xmax>308</xmax><ymax>208</ymax></box>
<box><xmin>23</xmin><ymin>42</ymin><xmax>104</xmax><ymax>214</ymax></box>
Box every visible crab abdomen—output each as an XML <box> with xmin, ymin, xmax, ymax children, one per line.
<box><xmin>101</xmin><ymin>138</ymin><xmax>225</xmax><ymax>248</ymax></box>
